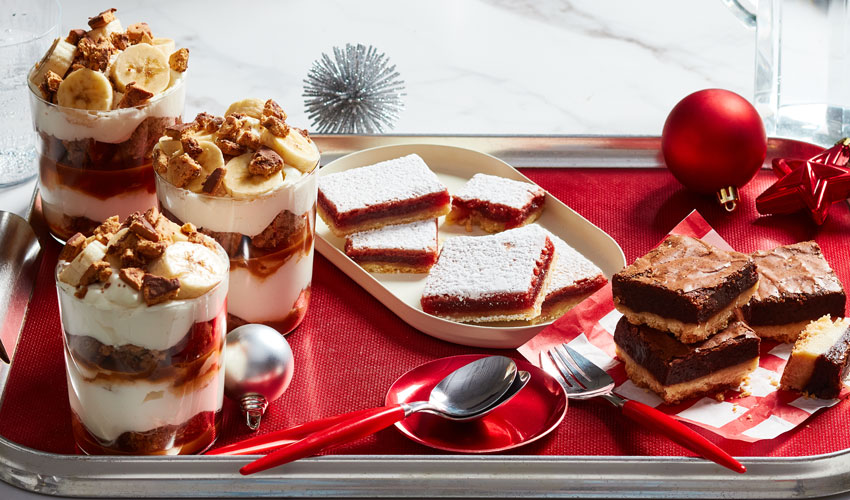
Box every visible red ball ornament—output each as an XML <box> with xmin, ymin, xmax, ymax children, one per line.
<box><xmin>662</xmin><ymin>89</ymin><xmax>767</xmax><ymax>211</ymax></box>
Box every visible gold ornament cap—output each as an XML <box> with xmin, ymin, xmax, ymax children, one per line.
<box><xmin>717</xmin><ymin>186</ymin><xmax>739</xmax><ymax>212</ymax></box>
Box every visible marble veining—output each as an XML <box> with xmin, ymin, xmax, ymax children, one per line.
<box><xmin>1</xmin><ymin>0</ymin><xmax>754</xmax><ymax>216</ymax></box>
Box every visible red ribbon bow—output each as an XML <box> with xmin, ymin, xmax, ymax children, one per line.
<box><xmin>756</xmin><ymin>138</ymin><xmax>850</xmax><ymax>225</ymax></box>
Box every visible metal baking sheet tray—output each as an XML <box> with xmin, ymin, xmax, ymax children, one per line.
<box><xmin>1</xmin><ymin>135</ymin><xmax>847</xmax><ymax>499</ymax></box>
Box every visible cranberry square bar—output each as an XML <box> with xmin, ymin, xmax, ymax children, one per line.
<box><xmin>420</xmin><ymin>224</ymin><xmax>556</xmax><ymax>323</ymax></box>
<box><xmin>318</xmin><ymin>154</ymin><xmax>450</xmax><ymax>236</ymax></box>
<box><xmin>344</xmin><ymin>219</ymin><xmax>439</xmax><ymax>273</ymax></box>
<box><xmin>446</xmin><ymin>173</ymin><xmax>546</xmax><ymax>233</ymax></box>
<box><xmin>535</xmin><ymin>231</ymin><xmax>607</xmax><ymax>323</ymax></box>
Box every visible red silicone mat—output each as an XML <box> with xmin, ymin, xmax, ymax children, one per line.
<box><xmin>1</xmin><ymin>167</ymin><xmax>848</xmax><ymax>459</ymax></box>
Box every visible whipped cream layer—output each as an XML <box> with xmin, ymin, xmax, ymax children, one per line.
<box><xmin>156</xmin><ymin>165</ymin><xmax>316</xmax><ymax>237</ymax></box>
<box><xmin>228</xmin><ymin>248</ymin><xmax>314</xmax><ymax>322</ymax></box>
<box><xmin>41</xmin><ymin>185</ymin><xmax>156</xmax><ymax>224</ymax></box>
<box><xmin>30</xmin><ymin>76</ymin><xmax>185</xmax><ymax>144</ymax></box>
<box><xmin>66</xmin><ymin>347</ymin><xmax>225</xmax><ymax>442</ymax></box>
<box><xmin>57</xmin><ymin>266</ymin><xmax>228</xmax><ymax>351</ymax></box>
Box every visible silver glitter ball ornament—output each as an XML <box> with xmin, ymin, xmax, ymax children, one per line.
<box><xmin>224</xmin><ymin>324</ymin><xmax>295</xmax><ymax>431</ymax></box>
<box><xmin>303</xmin><ymin>43</ymin><xmax>405</xmax><ymax>134</ymax></box>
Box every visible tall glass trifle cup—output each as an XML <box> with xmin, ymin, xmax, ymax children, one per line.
<box><xmin>30</xmin><ymin>78</ymin><xmax>185</xmax><ymax>242</ymax></box>
<box><xmin>156</xmin><ymin>157</ymin><xmax>318</xmax><ymax>335</ymax></box>
<box><xmin>56</xmin><ymin>230</ymin><xmax>229</xmax><ymax>455</ymax></box>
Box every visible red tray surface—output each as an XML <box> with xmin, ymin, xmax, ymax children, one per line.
<box><xmin>1</xmin><ymin>168</ymin><xmax>849</xmax><ymax>459</ymax></box>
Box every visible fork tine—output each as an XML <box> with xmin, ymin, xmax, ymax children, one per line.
<box><xmin>542</xmin><ymin>349</ymin><xmax>582</xmax><ymax>391</ymax></box>
<box><xmin>551</xmin><ymin>345</ymin><xmax>592</xmax><ymax>387</ymax></box>
<box><xmin>562</xmin><ymin>344</ymin><xmax>615</xmax><ymax>386</ymax></box>
<box><xmin>539</xmin><ymin>351</ymin><xmax>570</xmax><ymax>389</ymax></box>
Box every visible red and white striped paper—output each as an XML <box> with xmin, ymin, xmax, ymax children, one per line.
<box><xmin>518</xmin><ymin>210</ymin><xmax>848</xmax><ymax>442</ymax></box>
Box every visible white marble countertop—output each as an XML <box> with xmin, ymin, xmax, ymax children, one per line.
<box><xmin>8</xmin><ymin>2</ymin><xmax>837</xmax><ymax>499</ymax></box>
<box><xmin>0</xmin><ymin>0</ymin><xmax>754</xmax><ymax>217</ymax></box>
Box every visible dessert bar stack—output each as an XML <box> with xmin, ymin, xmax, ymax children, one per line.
<box><xmin>611</xmin><ymin>235</ymin><xmax>849</xmax><ymax>403</ymax></box>
<box><xmin>611</xmin><ymin>235</ymin><xmax>762</xmax><ymax>404</ymax></box>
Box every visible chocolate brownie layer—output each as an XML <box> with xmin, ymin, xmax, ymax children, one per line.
<box><xmin>612</xmin><ymin>235</ymin><xmax>758</xmax><ymax>324</ymax></box>
<box><xmin>744</xmin><ymin>241</ymin><xmax>846</xmax><ymax>327</ymax></box>
<box><xmin>613</xmin><ymin>316</ymin><xmax>760</xmax><ymax>385</ymax></box>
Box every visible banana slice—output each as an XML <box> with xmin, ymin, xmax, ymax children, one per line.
<box><xmin>110</xmin><ymin>43</ymin><xmax>170</xmax><ymax>94</ymax></box>
<box><xmin>225</xmin><ymin>98</ymin><xmax>265</xmax><ymax>119</ymax></box>
<box><xmin>147</xmin><ymin>241</ymin><xmax>227</xmax><ymax>300</ymax></box>
<box><xmin>186</xmin><ymin>141</ymin><xmax>226</xmax><ymax>193</ymax></box>
<box><xmin>56</xmin><ymin>69</ymin><xmax>114</xmax><ymax>111</ymax></box>
<box><xmin>222</xmin><ymin>153</ymin><xmax>284</xmax><ymax>198</ymax></box>
<box><xmin>87</xmin><ymin>19</ymin><xmax>123</xmax><ymax>42</ymax></box>
<box><xmin>152</xmin><ymin>37</ymin><xmax>176</xmax><ymax>57</ymax></box>
<box><xmin>157</xmin><ymin>136</ymin><xmax>183</xmax><ymax>156</ymax></box>
<box><xmin>58</xmin><ymin>241</ymin><xmax>108</xmax><ymax>287</ymax></box>
<box><xmin>260</xmin><ymin>128</ymin><xmax>320</xmax><ymax>173</ymax></box>
<box><xmin>30</xmin><ymin>38</ymin><xmax>77</xmax><ymax>87</ymax></box>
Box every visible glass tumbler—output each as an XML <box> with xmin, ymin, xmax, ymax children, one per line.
<box><xmin>31</xmin><ymin>79</ymin><xmax>185</xmax><ymax>242</ymax></box>
<box><xmin>57</xmin><ymin>260</ymin><xmax>228</xmax><ymax>455</ymax></box>
<box><xmin>1</xmin><ymin>0</ymin><xmax>60</xmax><ymax>186</ymax></box>
<box><xmin>156</xmin><ymin>164</ymin><xmax>318</xmax><ymax>335</ymax></box>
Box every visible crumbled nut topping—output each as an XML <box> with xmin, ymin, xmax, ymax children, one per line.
<box><xmin>261</xmin><ymin>115</ymin><xmax>289</xmax><ymax>138</ymax></box>
<box><xmin>153</xmin><ymin>148</ymin><xmax>169</xmax><ymax>174</ymax></box>
<box><xmin>181</xmin><ymin>136</ymin><xmax>203</xmax><ymax>159</ymax></box>
<box><xmin>59</xmin><ymin>233</ymin><xmax>87</xmax><ymax>261</ymax></box>
<box><xmin>202</xmin><ymin>168</ymin><xmax>227</xmax><ymax>195</ymax></box>
<box><xmin>214</xmin><ymin>137</ymin><xmax>246</xmax><ymax>156</ymax></box>
<box><xmin>109</xmin><ymin>31</ymin><xmax>130</xmax><ymax>51</ymax></box>
<box><xmin>79</xmin><ymin>260</ymin><xmax>112</xmax><ymax>286</ymax></box>
<box><xmin>263</xmin><ymin>99</ymin><xmax>287</xmax><ymax>121</ymax></box>
<box><xmin>126</xmin><ymin>22</ymin><xmax>152</xmax><ymax>44</ymax></box>
<box><xmin>118</xmin><ymin>82</ymin><xmax>154</xmax><ymax>108</ymax></box>
<box><xmin>126</xmin><ymin>212</ymin><xmax>160</xmax><ymax>241</ymax></box>
<box><xmin>44</xmin><ymin>71</ymin><xmax>63</xmax><ymax>92</ymax></box>
<box><xmin>248</xmin><ymin>147</ymin><xmax>283</xmax><ymax>177</ymax></box>
<box><xmin>87</xmin><ymin>8</ymin><xmax>117</xmax><ymax>29</ymax></box>
<box><xmin>169</xmin><ymin>48</ymin><xmax>189</xmax><ymax>72</ymax></box>
<box><xmin>93</xmin><ymin>215</ymin><xmax>121</xmax><ymax>244</ymax></box>
<box><xmin>66</xmin><ymin>29</ymin><xmax>87</xmax><ymax>45</ymax></box>
<box><xmin>164</xmin><ymin>122</ymin><xmax>199</xmax><ymax>140</ymax></box>
<box><xmin>76</xmin><ymin>36</ymin><xmax>115</xmax><ymax>72</ymax></box>
<box><xmin>119</xmin><ymin>267</ymin><xmax>145</xmax><ymax>290</ymax></box>
<box><xmin>167</xmin><ymin>153</ymin><xmax>202</xmax><ymax>188</ymax></box>
<box><xmin>194</xmin><ymin>112</ymin><xmax>222</xmax><ymax>133</ymax></box>
<box><xmin>141</xmin><ymin>274</ymin><xmax>180</xmax><ymax>305</ymax></box>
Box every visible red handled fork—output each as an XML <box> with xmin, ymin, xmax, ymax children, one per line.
<box><xmin>543</xmin><ymin>343</ymin><xmax>745</xmax><ymax>474</ymax></box>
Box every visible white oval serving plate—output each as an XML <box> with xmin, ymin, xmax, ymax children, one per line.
<box><xmin>315</xmin><ymin>144</ymin><xmax>625</xmax><ymax>348</ymax></box>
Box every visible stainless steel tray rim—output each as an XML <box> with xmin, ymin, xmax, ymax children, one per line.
<box><xmin>2</xmin><ymin>135</ymin><xmax>846</xmax><ymax>498</ymax></box>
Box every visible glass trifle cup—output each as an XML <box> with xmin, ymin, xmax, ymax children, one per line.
<box><xmin>154</xmin><ymin>99</ymin><xmax>320</xmax><ymax>334</ymax></box>
<box><xmin>28</xmin><ymin>8</ymin><xmax>190</xmax><ymax>241</ymax></box>
<box><xmin>56</xmin><ymin>209</ymin><xmax>229</xmax><ymax>455</ymax></box>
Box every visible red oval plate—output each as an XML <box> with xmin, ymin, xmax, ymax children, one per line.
<box><xmin>385</xmin><ymin>354</ymin><xmax>567</xmax><ymax>453</ymax></box>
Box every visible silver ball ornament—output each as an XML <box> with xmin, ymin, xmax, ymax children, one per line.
<box><xmin>224</xmin><ymin>324</ymin><xmax>295</xmax><ymax>431</ymax></box>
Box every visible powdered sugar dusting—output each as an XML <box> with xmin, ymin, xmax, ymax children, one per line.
<box><xmin>453</xmin><ymin>173</ymin><xmax>544</xmax><ymax>210</ymax></box>
<box><xmin>347</xmin><ymin>219</ymin><xmax>438</xmax><ymax>252</ymax></box>
<box><xmin>319</xmin><ymin>154</ymin><xmax>448</xmax><ymax>213</ymax></box>
<box><xmin>544</xmin><ymin>230</ymin><xmax>604</xmax><ymax>295</ymax></box>
<box><xmin>423</xmin><ymin>224</ymin><xmax>550</xmax><ymax>300</ymax></box>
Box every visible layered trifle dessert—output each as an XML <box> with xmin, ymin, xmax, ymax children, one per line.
<box><xmin>154</xmin><ymin>98</ymin><xmax>320</xmax><ymax>334</ymax></box>
<box><xmin>29</xmin><ymin>8</ymin><xmax>189</xmax><ymax>241</ymax></box>
<box><xmin>56</xmin><ymin>209</ymin><xmax>228</xmax><ymax>455</ymax></box>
